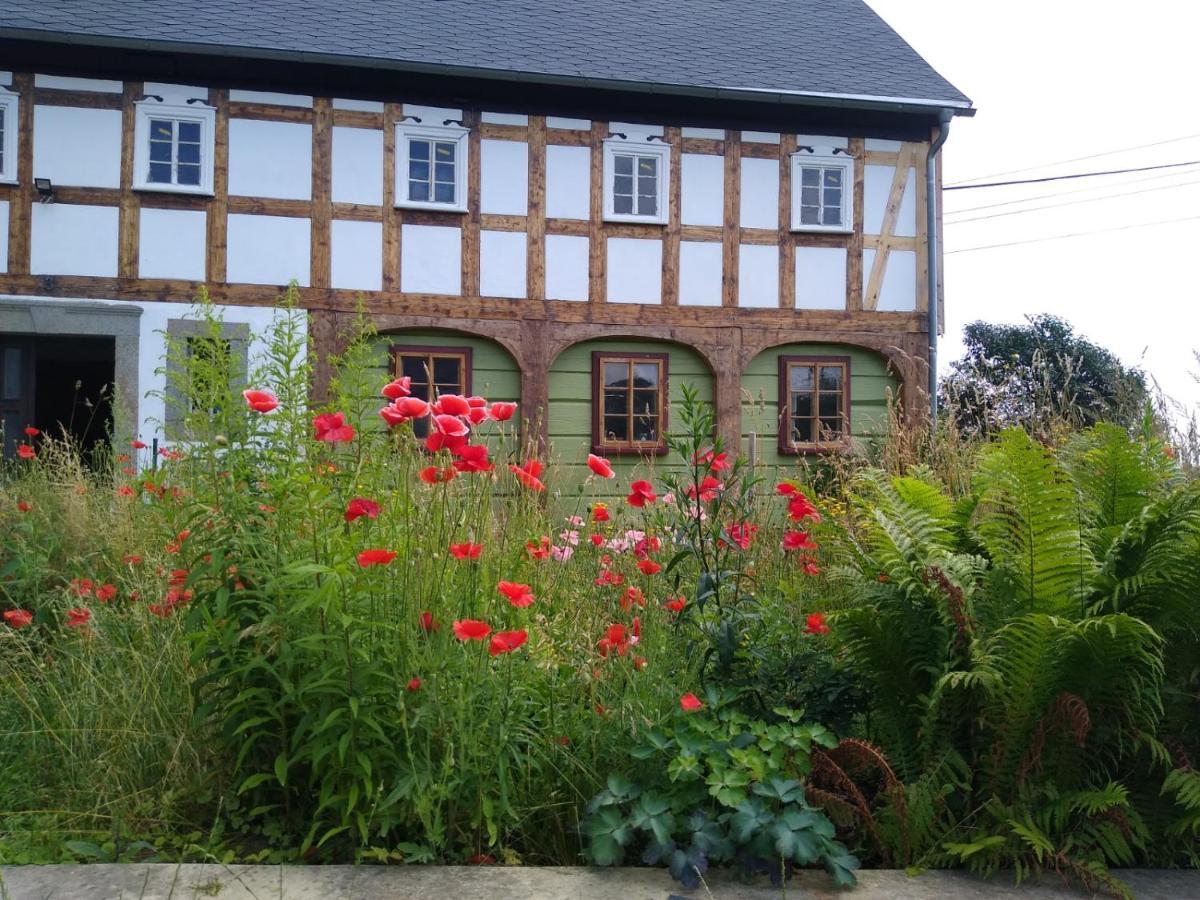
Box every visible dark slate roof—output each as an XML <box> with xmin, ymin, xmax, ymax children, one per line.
<box><xmin>0</xmin><ymin>0</ymin><xmax>972</xmax><ymax>110</ymax></box>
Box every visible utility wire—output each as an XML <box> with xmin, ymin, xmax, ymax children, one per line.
<box><xmin>944</xmin><ymin>159</ymin><xmax>1200</xmax><ymax>191</ymax></box>
<box><xmin>947</xmin><ymin>177</ymin><xmax>1200</xmax><ymax>225</ymax></box>
<box><xmin>946</xmin><ymin>213</ymin><xmax>1200</xmax><ymax>255</ymax></box>
<box><xmin>945</xmin><ymin>166</ymin><xmax>1200</xmax><ymax>217</ymax></box>
<box><xmin>946</xmin><ymin>132</ymin><xmax>1200</xmax><ymax>186</ymax></box>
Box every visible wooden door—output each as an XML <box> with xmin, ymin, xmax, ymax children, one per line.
<box><xmin>0</xmin><ymin>338</ymin><xmax>35</xmax><ymax>458</ymax></box>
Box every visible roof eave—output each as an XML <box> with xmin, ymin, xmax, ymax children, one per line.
<box><xmin>0</xmin><ymin>27</ymin><xmax>975</xmax><ymax>117</ymax></box>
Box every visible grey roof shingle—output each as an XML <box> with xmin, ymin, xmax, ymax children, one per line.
<box><xmin>0</xmin><ymin>0</ymin><xmax>971</xmax><ymax>109</ymax></box>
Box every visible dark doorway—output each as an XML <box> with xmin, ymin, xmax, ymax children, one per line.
<box><xmin>0</xmin><ymin>335</ymin><xmax>115</xmax><ymax>462</ymax></box>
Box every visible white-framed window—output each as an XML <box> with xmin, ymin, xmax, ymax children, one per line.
<box><xmin>0</xmin><ymin>87</ymin><xmax>19</xmax><ymax>184</ymax></box>
<box><xmin>603</xmin><ymin>136</ymin><xmax>670</xmax><ymax>225</ymax></box>
<box><xmin>790</xmin><ymin>150</ymin><xmax>854</xmax><ymax>233</ymax></box>
<box><xmin>133</xmin><ymin>99</ymin><xmax>216</xmax><ymax>195</ymax></box>
<box><xmin>394</xmin><ymin>119</ymin><xmax>469</xmax><ymax>212</ymax></box>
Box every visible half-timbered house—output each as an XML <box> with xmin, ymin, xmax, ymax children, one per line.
<box><xmin>0</xmin><ymin>0</ymin><xmax>972</xmax><ymax>480</ymax></box>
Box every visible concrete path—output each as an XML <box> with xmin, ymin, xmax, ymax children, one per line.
<box><xmin>0</xmin><ymin>865</ymin><xmax>1195</xmax><ymax>900</ymax></box>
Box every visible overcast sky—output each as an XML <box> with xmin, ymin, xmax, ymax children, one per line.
<box><xmin>867</xmin><ymin>0</ymin><xmax>1200</xmax><ymax>412</ymax></box>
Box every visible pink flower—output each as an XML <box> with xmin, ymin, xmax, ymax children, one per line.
<box><xmin>381</xmin><ymin>376</ymin><xmax>412</xmax><ymax>399</ymax></box>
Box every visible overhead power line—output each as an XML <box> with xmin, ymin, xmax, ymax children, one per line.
<box><xmin>947</xmin><ymin>177</ymin><xmax>1200</xmax><ymax>225</ymax></box>
<box><xmin>946</xmin><ymin>132</ymin><xmax>1200</xmax><ymax>186</ymax></box>
<box><xmin>945</xmin><ymin>166</ymin><xmax>1200</xmax><ymax>217</ymax></box>
<box><xmin>946</xmin><ymin>213</ymin><xmax>1200</xmax><ymax>255</ymax></box>
<box><xmin>944</xmin><ymin>159</ymin><xmax>1200</xmax><ymax>191</ymax></box>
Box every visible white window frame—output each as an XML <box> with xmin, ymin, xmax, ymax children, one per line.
<box><xmin>0</xmin><ymin>87</ymin><xmax>19</xmax><ymax>185</ymax></box>
<box><xmin>602</xmin><ymin>136</ymin><xmax>670</xmax><ymax>225</ymax></box>
<box><xmin>789</xmin><ymin>149</ymin><xmax>854</xmax><ymax>234</ymax></box>
<box><xmin>132</xmin><ymin>99</ymin><xmax>216</xmax><ymax>195</ymax></box>
<box><xmin>394</xmin><ymin>119</ymin><xmax>469</xmax><ymax>213</ymax></box>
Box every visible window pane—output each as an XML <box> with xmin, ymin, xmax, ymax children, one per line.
<box><xmin>434</xmin><ymin>162</ymin><xmax>454</xmax><ymax>183</ymax></box>
<box><xmin>434</xmin><ymin>182</ymin><xmax>455</xmax><ymax>203</ymax></box>
<box><xmin>632</xmin><ymin>362</ymin><xmax>659</xmax><ymax>387</ymax></box>
<box><xmin>613</xmin><ymin>174</ymin><xmax>633</xmax><ymax>196</ymax></box>
<box><xmin>177</xmin><ymin>141</ymin><xmax>201</xmax><ymax>164</ymax></box>
<box><xmin>149</xmin><ymin>139</ymin><xmax>172</xmax><ymax>162</ymax></box>
<box><xmin>800</xmin><ymin>186</ymin><xmax>818</xmax><ymax>206</ymax></box>
<box><xmin>401</xmin><ymin>356</ymin><xmax>429</xmax><ymax>382</ymax></box>
<box><xmin>819</xmin><ymin>366</ymin><xmax>843</xmax><ymax>390</ymax></box>
<box><xmin>177</xmin><ymin>164</ymin><xmax>201</xmax><ymax>186</ymax></box>
<box><xmin>148</xmin><ymin>162</ymin><xmax>172</xmax><ymax>183</ymax></box>
<box><xmin>633</xmin><ymin>414</ymin><xmax>657</xmax><ymax>441</ymax></box>
<box><xmin>792</xmin><ymin>418</ymin><xmax>813</xmax><ymax>444</ymax></box>
<box><xmin>613</xmin><ymin>195</ymin><xmax>633</xmax><ymax>214</ymax></box>
<box><xmin>433</xmin><ymin>357</ymin><xmax>461</xmax><ymax>385</ymax></box>
<box><xmin>823</xmin><ymin>207</ymin><xmax>842</xmax><ymax>226</ymax></box>
<box><xmin>818</xmin><ymin>393</ymin><xmax>840</xmax><ymax>417</ymax></box>
<box><xmin>792</xmin><ymin>393</ymin><xmax>812</xmax><ymax>420</ymax></box>
<box><xmin>603</xmin><ymin>361</ymin><xmax>628</xmax><ymax>387</ymax></box>
<box><xmin>638</xmin><ymin>156</ymin><xmax>657</xmax><ymax>177</ymax></box>
<box><xmin>150</xmin><ymin>119</ymin><xmax>174</xmax><ymax>141</ymax></box>
<box><xmin>409</xmin><ymin>160</ymin><xmax>430</xmax><ymax>181</ymax></box>
<box><xmin>819</xmin><ymin>417</ymin><xmax>842</xmax><ymax>438</ymax></box>
<box><xmin>410</xmin><ymin>180</ymin><xmax>430</xmax><ymax>201</ymax></box>
<box><xmin>801</xmin><ymin>167</ymin><xmax>819</xmax><ymax>186</ymax></box>
<box><xmin>800</xmin><ymin>206</ymin><xmax>819</xmax><ymax>225</ymax></box>
<box><xmin>2</xmin><ymin>347</ymin><xmax>22</xmax><ymax>400</ymax></box>
<box><xmin>823</xmin><ymin>168</ymin><xmax>842</xmax><ymax>188</ymax></box>
<box><xmin>178</xmin><ymin>121</ymin><xmax>200</xmax><ymax>143</ymax></box>
<box><xmin>614</xmin><ymin>154</ymin><xmax>633</xmax><ymax>176</ymax></box>
<box><xmin>604</xmin><ymin>414</ymin><xmax>628</xmax><ymax>441</ymax></box>
<box><xmin>823</xmin><ymin>187</ymin><xmax>841</xmax><ymax>209</ymax></box>
<box><xmin>435</xmin><ymin>142</ymin><xmax>456</xmax><ymax>162</ymax></box>
<box><xmin>789</xmin><ymin>365</ymin><xmax>813</xmax><ymax>392</ymax></box>
<box><xmin>409</xmin><ymin>140</ymin><xmax>430</xmax><ymax>160</ymax></box>
<box><xmin>637</xmin><ymin>194</ymin><xmax>657</xmax><ymax>216</ymax></box>
<box><xmin>632</xmin><ymin>390</ymin><xmax>657</xmax><ymax>416</ymax></box>
<box><xmin>603</xmin><ymin>389</ymin><xmax>628</xmax><ymax>416</ymax></box>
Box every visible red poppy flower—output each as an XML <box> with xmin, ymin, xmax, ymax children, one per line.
<box><xmin>433</xmin><ymin>394</ymin><xmax>472</xmax><ymax>417</ymax></box>
<box><xmin>23</xmin><ymin>425</ymin><xmax>39</xmax><ymax>437</ymax></box>
<box><xmin>406</xmin><ymin>677</ymin><xmax>422</xmax><ymax>692</ymax></box>
<box><xmin>4</xmin><ymin>609</ymin><xmax>33</xmax><ymax>629</ymax></box>
<box><xmin>787</xmin><ymin>494</ymin><xmax>822</xmax><ymax>523</ymax></box>
<box><xmin>587</xmin><ymin>454</ymin><xmax>615</xmax><ymax>479</ymax></box>
<box><xmin>420</xmin><ymin>610</ymin><xmax>440</xmax><ymax>632</ymax></box>
<box><xmin>345</xmin><ymin>497</ymin><xmax>381</xmax><ymax>523</ymax></box>
<box><xmin>721</xmin><ymin>522</ymin><xmax>759</xmax><ymax>551</ymax></box>
<box><xmin>510</xmin><ymin>459</ymin><xmax>546</xmax><ymax>492</ymax></box>
<box><xmin>450</xmin><ymin>542</ymin><xmax>483</xmax><ymax>560</ymax></box>
<box><xmin>802</xmin><ymin>558</ymin><xmax>822</xmax><ymax>576</ymax></box>
<box><xmin>498</xmin><ymin>580</ymin><xmax>535</xmax><ymax>608</ymax></box>
<box><xmin>488</xmin><ymin>629</ymin><xmax>528</xmax><ymax>656</ymax></box>
<box><xmin>633</xmin><ymin>655</ymin><xmax>647</xmax><ymax>671</ymax></box>
<box><xmin>242</xmin><ymin>389</ymin><xmax>279</xmax><ymax>413</ymax></box>
<box><xmin>592</xmin><ymin>503</ymin><xmax>611</xmax><ymax>522</ymax></box>
<box><xmin>452</xmin><ymin>444</ymin><xmax>492</xmax><ymax>473</ymax></box>
<box><xmin>664</xmin><ymin>595</ymin><xmax>687</xmax><ymax>613</ymax></box>
<box><xmin>433</xmin><ymin>413</ymin><xmax>470</xmax><ymax>438</ymax></box>
<box><xmin>619</xmin><ymin>586</ymin><xmax>645</xmax><ymax>611</ymax></box>
<box><xmin>131</xmin><ymin>439</ymin><xmax>148</xmax><ymax>450</ymax></box>
<box><xmin>782</xmin><ymin>530</ymin><xmax>818</xmax><ymax>552</ymax></box>
<box><xmin>694</xmin><ymin>448</ymin><xmax>732</xmax><ymax>472</ymax></box>
<box><xmin>595</xmin><ymin>704</ymin><xmax>608</xmax><ymax>715</ymax></box>
<box><xmin>776</xmin><ymin>482</ymin><xmax>797</xmax><ymax>496</ymax></box>
<box><xmin>685</xmin><ymin>476</ymin><xmax>722</xmax><ymax>503</ymax></box>
<box><xmin>805</xmin><ymin>612</ymin><xmax>831</xmax><ymax>635</ymax></box>
<box><xmin>159</xmin><ymin>447</ymin><xmax>184</xmax><ymax>461</ymax></box>
<box><xmin>17</xmin><ymin>500</ymin><xmax>32</xmax><ymax>512</ymax></box>
<box><xmin>313</xmin><ymin>411</ymin><xmax>356</xmax><ymax>443</ymax></box>
<box><xmin>626</xmin><ymin>480</ymin><xmax>657</xmax><ymax>507</ymax></box>
<box><xmin>525</xmin><ymin>536</ymin><xmax>551</xmax><ymax>560</ymax></box>
<box><xmin>595</xmin><ymin>569</ymin><xmax>625</xmax><ymax>587</ymax></box>
<box><xmin>69</xmin><ymin>578</ymin><xmax>94</xmax><ymax>598</ymax></box>
<box><xmin>122</xmin><ymin>554</ymin><xmax>142</xmax><ymax>565</ymax></box>
<box><xmin>381</xmin><ymin>376</ymin><xmax>412</xmax><ymax>400</ymax></box>
<box><xmin>634</xmin><ymin>535</ymin><xmax>662</xmax><ymax>558</ymax></box>
<box><xmin>419</xmin><ymin>465</ymin><xmax>457</xmax><ymax>485</ymax></box>
<box><xmin>877</xmin><ymin>572</ymin><xmax>889</xmax><ymax>583</ymax></box>
<box><xmin>597</xmin><ymin>623</ymin><xmax>630</xmax><ymax>657</ymax></box>
<box><xmin>554</xmin><ymin>735</ymin><xmax>571</xmax><ymax>746</ymax></box>
<box><xmin>466</xmin><ymin>406</ymin><xmax>488</xmax><ymax>426</ymax></box>
<box><xmin>680</xmin><ymin>692</ymin><xmax>704</xmax><ymax>712</ymax></box>
<box><xmin>95</xmin><ymin>584</ymin><xmax>117</xmax><ymax>603</ymax></box>
<box><xmin>117</xmin><ymin>485</ymin><xmax>135</xmax><ymax>497</ymax></box>
<box><xmin>589</xmin><ymin>533</ymin><xmax>604</xmax><ymax>547</ymax></box>
<box><xmin>488</xmin><ymin>401</ymin><xmax>517</xmax><ymax>421</ymax></box>
<box><xmin>356</xmin><ymin>549</ymin><xmax>397</xmax><ymax>567</ymax></box>
<box><xmin>66</xmin><ymin>608</ymin><xmax>91</xmax><ymax>629</ymax></box>
<box><xmin>17</xmin><ymin>444</ymin><xmax>35</xmax><ymax>460</ymax></box>
<box><xmin>379</xmin><ymin>402</ymin><xmax>409</xmax><ymax>428</ymax></box>
<box><xmin>636</xmin><ymin>559</ymin><xmax>662</xmax><ymax>576</ymax></box>
<box><xmin>168</xmin><ymin>568</ymin><xmax>189</xmax><ymax>587</ymax></box>
<box><xmin>453</xmin><ymin>619</ymin><xmax>491</xmax><ymax>641</ymax></box>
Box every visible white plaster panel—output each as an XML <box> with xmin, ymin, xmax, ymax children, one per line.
<box><xmin>35</xmin><ymin>74</ymin><xmax>122</xmax><ymax>92</ymax></box>
<box><xmin>865</xmin><ymin>138</ymin><xmax>903</xmax><ymax>152</ymax></box>
<box><xmin>226</xmin><ymin>214</ymin><xmax>311</xmax><ymax>286</ymax></box>
<box><xmin>403</xmin><ymin>104</ymin><xmax>462</xmax><ymax>123</ymax></box>
<box><xmin>862</xmin><ymin>248</ymin><xmax>875</xmax><ymax>301</ymax></box>
<box><xmin>229</xmin><ymin>90</ymin><xmax>312</xmax><ymax>107</ymax></box>
<box><xmin>682</xmin><ymin>127</ymin><xmax>724</xmax><ymax>139</ymax></box>
<box><xmin>611</xmin><ymin>121</ymin><xmax>664</xmax><ymax>138</ymax></box>
<box><xmin>742</xmin><ymin>131</ymin><xmax>780</xmax><ymax>144</ymax></box>
<box><xmin>545</xmin><ymin>235</ymin><xmax>589</xmax><ymax>301</ymax></box>
<box><xmin>739</xmin><ymin>157</ymin><xmax>779</xmax><ymax>229</ymax></box>
<box><xmin>678</xmin><ymin>241</ymin><xmax>722</xmax><ymax>307</ymax></box>
<box><xmin>738</xmin><ymin>244</ymin><xmax>779</xmax><ymax>308</ymax></box>
<box><xmin>480</xmin><ymin>230</ymin><xmax>527</xmax><ymax>299</ymax></box>
<box><xmin>138</xmin><ymin>208</ymin><xmax>206</xmax><ymax>281</ymax></box>
<box><xmin>547</xmin><ymin>117</ymin><xmax>590</xmax><ymax>130</ymax></box>
<box><xmin>799</xmin><ymin>134</ymin><xmax>849</xmax><ymax>151</ymax></box>
<box><xmin>142</xmin><ymin>82</ymin><xmax>208</xmax><ymax>104</ymax></box>
<box><xmin>33</xmin><ymin>106</ymin><xmax>122</xmax><ymax>188</ymax></box>
<box><xmin>0</xmin><ymin>201</ymin><xmax>8</xmax><ymax>272</ymax></box>
<box><xmin>607</xmin><ymin>237</ymin><xmax>662</xmax><ymax>304</ymax></box>
<box><xmin>482</xmin><ymin>112</ymin><xmax>528</xmax><ymax>125</ymax></box>
<box><xmin>796</xmin><ymin>246</ymin><xmax>847</xmax><ymax>310</ymax></box>
<box><xmin>877</xmin><ymin>250</ymin><xmax>917</xmax><ymax>311</ymax></box>
<box><xmin>863</xmin><ymin>165</ymin><xmax>896</xmax><ymax>235</ymax></box>
<box><xmin>545</xmin><ymin>145</ymin><xmax>590</xmax><ymax>220</ymax></box>
<box><xmin>229</xmin><ymin>119</ymin><xmax>312</xmax><ymax>200</ymax></box>
<box><xmin>333</xmin><ymin>98</ymin><xmax>385</xmax><ymax>112</ymax></box>
<box><xmin>894</xmin><ymin>169</ymin><xmax>918</xmax><ymax>237</ymax></box>
<box><xmin>0</xmin><ymin>72</ymin><xmax>11</xmax><ymax>87</ymax></box>
<box><xmin>480</xmin><ymin>139</ymin><xmax>528</xmax><ymax>215</ymax></box>
<box><xmin>681</xmin><ymin>153</ymin><xmax>724</xmax><ymax>227</ymax></box>
<box><xmin>401</xmin><ymin>224</ymin><xmax>461</xmax><ymax>295</ymax></box>
<box><xmin>30</xmin><ymin>204</ymin><xmax>118</xmax><ymax>277</ymax></box>
<box><xmin>332</xmin><ymin>126</ymin><xmax>384</xmax><ymax>205</ymax></box>
<box><xmin>331</xmin><ymin>219</ymin><xmax>383</xmax><ymax>292</ymax></box>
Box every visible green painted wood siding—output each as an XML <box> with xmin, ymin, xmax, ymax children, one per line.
<box><xmin>547</xmin><ymin>339</ymin><xmax>714</xmax><ymax>495</ymax></box>
<box><xmin>741</xmin><ymin>343</ymin><xmax>896</xmax><ymax>473</ymax></box>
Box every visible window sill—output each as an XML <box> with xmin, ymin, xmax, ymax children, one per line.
<box><xmin>778</xmin><ymin>441</ymin><xmax>851</xmax><ymax>457</ymax></box>
<box><xmin>789</xmin><ymin>225</ymin><xmax>853</xmax><ymax>235</ymax></box>
<box><xmin>602</xmin><ymin>214</ymin><xmax>667</xmax><ymax>227</ymax></box>
<box><xmin>592</xmin><ymin>443</ymin><xmax>669</xmax><ymax>458</ymax></box>
<box><xmin>395</xmin><ymin>200</ymin><xmax>468</xmax><ymax>214</ymax></box>
<box><xmin>133</xmin><ymin>183</ymin><xmax>215</xmax><ymax>197</ymax></box>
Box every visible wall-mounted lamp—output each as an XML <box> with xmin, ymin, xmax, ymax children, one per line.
<box><xmin>34</xmin><ymin>178</ymin><xmax>54</xmax><ymax>203</ymax></box>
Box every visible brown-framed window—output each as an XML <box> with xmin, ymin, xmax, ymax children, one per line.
<box><xmin>391</xmin><ymin>345</ymin><xmax>473</xmax><ymax>437</ymax></box>
<box><xmin>778</xmin><ymin>356</ymin><xmax>850</xmax><ymax>453</ymax></box>
<box><xmin>592</xmin><ymin>352</ymin><xmax>669</xmax><ymax>455</ymax></box>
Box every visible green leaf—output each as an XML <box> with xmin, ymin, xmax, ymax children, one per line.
<box><xmin>667</xmin><ymin>752</ymin><xmax>702</xmax><ymax>782</ymax></box>
<box><xmin>273</xmin><ymin>752</ymin><xmax>288</xmax><ymax>787</ymax></box>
